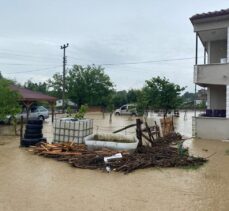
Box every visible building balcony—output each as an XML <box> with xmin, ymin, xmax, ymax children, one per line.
<box><xmin>194</xmin><ymin>63</ymin><xmax>229</xmax><ymax>85</ymax></box>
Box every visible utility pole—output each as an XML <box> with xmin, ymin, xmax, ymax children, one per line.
<box><xmin>60</xmin><ymin>43</ymin><xmax>69</xmax><ymax>113</ymax></box>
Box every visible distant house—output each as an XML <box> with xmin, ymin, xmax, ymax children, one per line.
<box><xmin>56</xmin><ymin>99</ymin><xmax>77</xmax><ymax>109</ymax></box>
<box><xmin>190</xmin><ymin>8</ymin><xmax>229</xmax><ymax>139</ymax></box>
<box><xmin>196</xmin><ymin>89</ymin><xmax>207</xmax><ymax>101</ymax></box>
<box><xmin>195</xmin><ymin>89</ymin><xmax>207</xmax><ymax>105</ymax></box>
<box><xmin>195</xmin><ymin>99</ymin><xmax>205</xmax><ymax>106</ymax></box>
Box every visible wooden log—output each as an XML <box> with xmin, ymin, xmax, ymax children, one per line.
<box><xmin>113</xmin><ymin>123</ymin><xmax>136</xmax><ymax>134</ymax></box>
<box><xmin>136</xmin><ymin>119</ymin><xmax>143</xmax><ymax>147</ymax></box>
<box><xmin>142</xmin><ymin>133</ymin><xmax>153</xmax><ymax>146</ymax></box>
<box><xmin>145</xmin><ymin>121</ymin><xmax>154</xmax><ymax>142</ymax></box>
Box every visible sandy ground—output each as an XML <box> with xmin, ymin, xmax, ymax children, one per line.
<box><xmin>1</xmin><ymin>112</ymin><xmax>229</xmax><ymax>211</ymax></box>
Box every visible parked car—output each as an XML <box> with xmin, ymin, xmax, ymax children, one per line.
<box><xmin>114</xmin><ymin>104</ymin><xmax>138</xmax><ymax>116</ymax></box>
<box><xmin>6</xmin><ymin>106</ymin><xmax>49</xmax><ymax>124</ymax></box>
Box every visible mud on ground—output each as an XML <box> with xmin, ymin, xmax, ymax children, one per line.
<box><xmin>0</xmin><ymin>112</ymin><xmax>229</xmax><ymax>211</ymax></box>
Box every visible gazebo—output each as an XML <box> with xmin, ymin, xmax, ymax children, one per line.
<box><xmin>10</xmin><ymin>85</ymin><xmax>57</xmax><ymax>122</ymax></box>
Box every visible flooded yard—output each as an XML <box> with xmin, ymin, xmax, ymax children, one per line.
<box><xmin>1</xmin><ymin>111</ymin><xmax>229</xmax><ymax>211</ymax></box>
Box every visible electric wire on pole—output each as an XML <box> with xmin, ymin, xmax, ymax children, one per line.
<box><xmin>60</xmin><ymin>43</ymin><xmax>69</xmax><ymax>113</ymax></box>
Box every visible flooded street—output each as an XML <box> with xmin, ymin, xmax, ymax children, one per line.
<box><xmin>1</xmin><ymin>111</ymin><xmax>229</xmax><ymax>211</ymax></box>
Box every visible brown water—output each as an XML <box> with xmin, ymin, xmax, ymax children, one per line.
<box><xmin>0</xmin><ymin>112</ymin><xmax>229</xmax><ymax>211</ymax></box>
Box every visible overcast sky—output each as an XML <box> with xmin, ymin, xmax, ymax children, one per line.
<box><xmin>0</xmin><ymin>0</ymin><xmax>229</xmax><ymax>92</ymax></box>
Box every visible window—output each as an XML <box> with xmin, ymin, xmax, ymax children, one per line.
<box><xmin>38</xmin><ymin>106</ymin><xmax>47</xmax><ymax>112</ymax></box>
<box><xmin>30</xmin><ymin>107</ymin><xmax>37</xmax><ymax>113</ymax></box>
<box><xmin>121</xmin><ymin>106</ymin><xmax>127</xmax><ymax>110</ymax></box>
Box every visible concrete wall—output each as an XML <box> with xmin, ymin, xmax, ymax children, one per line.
<box><xmin>195</xmin><ymin>116</ymin><xmax>229</xmax><ymax>140</ymax></box>
<box><xmin>209</xmin><ymin>40</ymin><xmax>227</xmax><ymax>63</ymax></box>
<box><xmin>227</xmin><ymin>86</ymin><xmax>229</xmax><ymax>118</ymax></box>
<box><xmin>227</xmin><ymin>27</ymin><xmax>229</xmax><ymax>59</ymax></box>
<box><xmin>209</xmin><ymin>85</ymin><xmax>226</xmax><ymax>109</ymax></box>
<box><xmin>193</xmin><ymin>17</ymin><xmax>229</xmax><ymax>32</ymax></box>
<box><xmin>207</xmin><ymin>41</ymin><xmax>211</xmax><ymax>64</ymax></box>
<box><xmin>194</xmin><ymin>63</ymin><xmax>229</xmax><ymax>85</ymax></box>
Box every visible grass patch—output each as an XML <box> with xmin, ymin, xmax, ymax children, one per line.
<box><xmin>180</xmin><ymin>163</ymin><xmax>205</xmax><ymax>170</ymax></box>
<box><xmin>225</xmin><ymin>149</ymin><xmax>229</xmax><ymax>155</ymax></box>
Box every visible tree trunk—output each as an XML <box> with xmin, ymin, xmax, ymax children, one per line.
<box><xmin>102</xmin><ymin>107</ymin><xmax>105</xmax><ymax>119</ymax></box>
<box><xmin>109</xmin><ymin>112</ymin><xmax>113</xmax><ymax>123</ymax></box>
<box><xmin>12</xmin><ymin>117</ymin><xmax>17</xmax><ymax>135</ymax></box>
<box><xmin>164</xmin><ymin>109</ymin><xmax>168</xmax><ymax>118</ymax></box>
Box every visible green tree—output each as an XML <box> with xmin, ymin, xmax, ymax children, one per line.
<box><xmin>180</xmin><ymin>91</ymin><xmax>196</xmax><ymax>109</ymax></box>
<box><xmin>73</xmin><ymin>104</ymin><xmax>88</xmax><ymax>119</ymax></box>
<box><xmin>67</xmin><ymin>65</ymin><xmax>113</xmax><ymax>107</ymax></box>
<box><xmin>111</xmin><ymin>90</ymin><xmax>128</xmax><ymax>108</ymax></box>
<box><xmin>24</xmin><ymin>80</ymin><xmax>48</xmax><ymax>94</ymax></box>
<box><xmin>141</xmin><ymin>77</ymin><xmax>185</xmax><ymax>116</ymax></box>
<box><xmin>0</xmin><ymin>77</ymin><xmax>21</xmax><ymax>134</ymax></box>
<box><xmin>127</xmin><ymin>89</ymin><xmax>141</xmax><ymax>103</ymax></box>
<box><xmin>182</xmin><ymin>92</ymin><xmax>195</xmax><ymax>103</ymax></box>
<box><xmin>47</xmin><ymin>73</ymin><xmax>63</xmax><ymax>99</ymax></box>
<box><xmin>135</xmin><ymin>90</ymin><xmax>148</xmax><ymax>115</ymax></box>
<box><xmin>0</xmin><ymin>79</ymin><xmax>21</xmax><ymax>119</ymax></box>
<box><xmin>196</xmin><ymin>101</ymin><xmax>206</xmax><ymax>110</ymax></box>
<box><xmin>111</xmin><ymin>89</ymin><xmax>141</xmax><ymax>109</ymax></box>
<box><xmin>0</xmin><ymin>72</ymin><xmax>3</xmax><ymax>80</ymax></box>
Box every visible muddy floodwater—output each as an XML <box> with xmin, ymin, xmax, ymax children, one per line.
<box><xmin>1</xmin><ymin>111</ymin><xmax>229</xmax><ymax>211</ymax></box>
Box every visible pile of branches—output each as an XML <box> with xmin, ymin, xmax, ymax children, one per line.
<box><xmin>69</xmin><ymin>145</ymin><xmax>206</xmax><ymax>173</ymax></box>
<box><xmin>28</xmin><ymin>134</ymin><xmax>207</xmax><ymax>174</ymax></box>
<box><xmin>150</xmin><ymin>132</ymin><xmax>183</xmax><ymax>146</ymax></box>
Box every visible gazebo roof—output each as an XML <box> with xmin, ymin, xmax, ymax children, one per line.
<box><xmin>10</xmin><ymin>84</ymin><xmax>56</xmax><ymax>103</ymax></box>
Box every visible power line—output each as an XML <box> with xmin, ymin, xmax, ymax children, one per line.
<box><xmin>67</xmin><ymin>56</ymin><xmax>202</xmax><ymax>67</ymax></box>
<box><xmin>0</xmin><ymin>48</ymin><xmax>50</xmax><ymax>55</ymax></box>
<box><xmin>98</xmin><ymin>57</ymin><xmax>198</xmax><ymax>66</ymax></box>
<box><xmin>1</xmin><ymin>56</ymin><xmax>202</xmax><ymax>75</ymax></box>
<box><xmin>4</xmin><ymin>65</ymin><xmax>62</xmax><ymax>74</ymax></box>
<box><xmin>0</xmin><ymin>53</ymin><xmax>60</xmax><ymax>60</ymax></box>
<box><xmin>0</xmin><ymin>62</ymin><xmax>61</xmax><ymax>66</ymax></box>
<box><xmin>68</xmin><ymin>55</ymin><xmax>93</xmax><ymax>62</ymax></box>
<box><xmin>0</xmin><ymin>46</ymin><xmax>201</xmax><ymax>67</ymax></box>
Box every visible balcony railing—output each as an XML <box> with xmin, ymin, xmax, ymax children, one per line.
<box><xmin>200</xmin><ymin>109</ymin><xmax>226</xmax><ymax>117</ymax></box>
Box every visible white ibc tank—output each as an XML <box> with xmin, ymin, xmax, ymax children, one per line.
<box><xmin>53</xmin><ymin>118</ymin><xmax>93</xmax><ymax>143</ymax></box>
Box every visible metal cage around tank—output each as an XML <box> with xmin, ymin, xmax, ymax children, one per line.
<box><xmin>53</xmin><ymin>118</ymin><xmax>93</xmax><ymax>143</ymax></box>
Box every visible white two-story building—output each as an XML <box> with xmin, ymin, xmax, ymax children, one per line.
<box><xmin>190</xmin><ymin>9</ymin><xmax>229</xmax><ymax>140</ymax></box>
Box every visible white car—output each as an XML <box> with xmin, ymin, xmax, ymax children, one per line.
<box><xmin>6</xmin><ymin>106</ymin><xmax>49</xmax><ymax>124</ymax></box>
<box><xmin>115</xmin><ymin>104</ymin><xmax>138</xmax><ymax>116</ymax></box>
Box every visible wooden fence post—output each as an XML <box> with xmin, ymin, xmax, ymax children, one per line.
<box><xmin>136</xmin><ymin>119</ymin><xmax>142</xmax><ymax>147</ymax></box>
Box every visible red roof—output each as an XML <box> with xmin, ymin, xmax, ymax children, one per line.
<box><xmin>10</xmin><ymin>85</ymin><xmax>56</xmax><ymax>102</ymax></box>
<box><xmin>190</xmin><ymin>8</ymin><xmax>229</xmax><ymax>21</ymax></box>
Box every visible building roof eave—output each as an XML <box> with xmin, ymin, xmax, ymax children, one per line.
<box><xmin>190</xmin><ymin>8</ymin><xmax>229</xmax><ymax>24</ymax></box>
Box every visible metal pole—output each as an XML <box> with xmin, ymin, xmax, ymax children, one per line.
<box><xmin>20</xmin><ymin>116</ymin><xmax>23</xmax><ymax>147</ymax></box>
<box><xmin>61</xmin><ymin>43</ymin><xmax>69</xmax><ymax>114</ymax></box>
<box><xmin>51</xmin><ymin>102</ymin><xmax>55</xmax><ymax>123</ymax></box>
<box><xmin>194</xmin><ymin>33</ymin><xmax>198</xmax><ymax>117</ymax></box>
<box><xmin>204</xmin><ymin>47</ymin><xmax>206</xmax><ymax>64</ymax></box>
